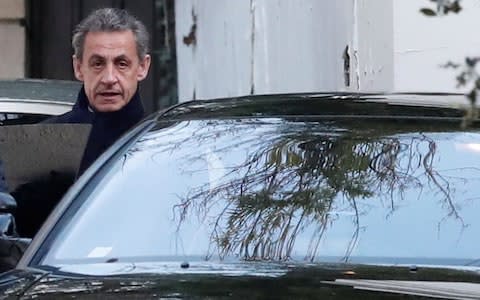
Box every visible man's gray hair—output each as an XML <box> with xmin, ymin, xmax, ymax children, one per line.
<box><xmin>72</xmin><ymin>8</ymin><xmax>150</xmax><ymax>61</ymax></box>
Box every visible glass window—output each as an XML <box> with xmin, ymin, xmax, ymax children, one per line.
<box><xmin>37</xmin><ymin>118</ymin><xmax>480</xmax><ymax>272</ymax></box>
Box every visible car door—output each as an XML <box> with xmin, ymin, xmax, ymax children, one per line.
<box><xmin>0</xmin><ymin>123</ymin><xmax>91</xmax><ymax>272</ymax></box>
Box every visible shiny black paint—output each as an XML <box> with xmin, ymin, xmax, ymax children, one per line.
<box><xmin>2</xmin><ymin>264</ymin><xmax>480</xmax><ymax>299</ymax></box>
<box><xmin>12</xmin><ymin>93</ymin><xmax>480</xmax><ymax>299</ymax></box>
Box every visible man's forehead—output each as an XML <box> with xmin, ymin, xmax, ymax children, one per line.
<box><xmin>85</xmin><ymin>29</ymin><xmax>135</xmax><ymax>39</ymax></box>
<box><xmin>82</xmin><ymin>51</ymin><xmax>135</xmax><ymax>63</ymax></box>
<box><xmin>84</xmin><ymin>30</ymin><xmax>135</xmax><ymax>46</ymax></box>
<box><xmin>81</xmin><ymin>30</ymin><xmax>138</xmax><ymax>59</ymax></box>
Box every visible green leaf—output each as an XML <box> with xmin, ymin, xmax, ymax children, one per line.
<box><xmin>467</xmin><ymin>89</ymin><xmax>477</xmax><ymax>103</ymax></box>
<box><xmin>450</xmin><ymin>0</ymin><xmax>462</xmax><ymax>13</ymax></box>
<box><xmin>420</xmin><ymin>8</ymin><xmax>437</xmax><ymax>16</ymax></box>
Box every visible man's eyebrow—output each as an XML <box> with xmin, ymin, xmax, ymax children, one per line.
<box><xmin>114</xmin><ymin>55</ymin><xmax>131</xmax><ymax>62</ymax></box>
<box><xmin>87</xmin><ymin>54</ymin><xmax>131</xmax><ymax>63</ymax></box>
<box><xmin>88</xmin><ymin>54</ymin><xmax>105</xmax><ymax>62</ymax></box>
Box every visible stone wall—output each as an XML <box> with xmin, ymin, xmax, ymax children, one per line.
<box><xmin>0</xmin><ymin>0</ymin><xmax>25</xmax><ymax>79</ymax></box>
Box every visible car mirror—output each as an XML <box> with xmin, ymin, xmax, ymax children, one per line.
<box><xmin>0</xmin><ymin>235</ymin><xmax>31</xmax><ymax>273</ymax></box>
<box><xmin>0</xmin><ymin>213</ymin><xmax>17</xmax><ymax>237</ymax></box>
<box><xmin>0</xmin><ymin>192</ymin><xmax>16</xmax><ymax>213</ymax></box>
<box><xmin>0</xmin><ymin>212</ymin><xmax>31</xmax><ymax>273</ymax></box>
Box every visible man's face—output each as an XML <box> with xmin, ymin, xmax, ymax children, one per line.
<box><xmin>73</xmin><ymin>30</ymin><xmax>151</xmax><ymax>112</ymax></box>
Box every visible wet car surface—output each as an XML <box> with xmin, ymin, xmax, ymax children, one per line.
<box><xmin>4</xmin><ymin>93</ymin><xmax>480</xmax><ymax>298</ymax></box>
<box><xmin>2</xmin><ymin>264</ymin><xmax>480</xmax><ymax>299</ymax></box>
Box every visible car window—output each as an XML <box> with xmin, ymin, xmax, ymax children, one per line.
<box><xmin>37</xmin><ymin>117</ymin><xmax>480</xmax><ymax>272</ymax></box>
<box><xmin>0</xmin><ymin>124</ymin><xmax>91</xmax><ymax>237</ymax></box>
<box><xmin>0</xmin><ymin>113</ymin><xmax>50</xmax><ymax>126</ymax></box>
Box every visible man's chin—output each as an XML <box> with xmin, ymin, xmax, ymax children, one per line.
<box><xmin>94</xmin><ymin>102</ymin><xmax>124</xmax><ymax>112</ymax></box>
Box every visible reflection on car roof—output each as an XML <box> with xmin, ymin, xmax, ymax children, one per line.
<box><xmin>0</xmin><ymin>79</ymin><xmax>80</xmax><ymax>103</ymax></box>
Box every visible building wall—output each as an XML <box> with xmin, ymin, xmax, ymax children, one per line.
<box><xmin>3</xmin><ymin>1</ymin><xmax>477</xmax><ymax>97</ymax></box>
<box><xmin>175</xmin><ymin>0</ymin><xmax>394</xmax><ymax>102</ymax></box>
<box><xmin>0</xmin><ymin>0</ymin><xmax>25</xmax><ymax>79</ymax></box>
<box><xmin>393</xmin><ymin>0</ymin><xmax>480</xmax><ymax>93</ymax></box>
<box><xmin>176</xmin><ymin>0</ymin><xmax>480</xmax><ymax>101</ymax></box>
<box><xmin>354</xmin><ymin>0</ymin><xmax>394</xmax><ymax>92</ymax></box>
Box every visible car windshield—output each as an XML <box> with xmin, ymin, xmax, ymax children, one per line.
<box><xmin>35</xmin><ymin>116</ymin><xmax>480</xmax><ymax>274</ymax></box>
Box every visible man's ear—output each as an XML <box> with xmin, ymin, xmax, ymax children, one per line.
<box><xmin>136</xmin><ymin>54</ymin><xmax>151</xmax><ymax>81</ymax></box>
<box><xmin>72</xmin><ymin>55</ymin><xmax>84</xmax><ymax>81</ymax></box>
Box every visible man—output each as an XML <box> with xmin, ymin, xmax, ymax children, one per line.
<box><xmin>45</xmin><ymin>8</ymin><xmax>151</xmax><ymax>175</ymax></box>
<box><xmin>9</xmin><ymin>8</ymin><xmax>151</xmax><ymax>238</ymax></box>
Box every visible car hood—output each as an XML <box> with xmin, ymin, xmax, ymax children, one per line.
<box><xmin>2</xmin><ymin>263</ymin><xmax>480</xmax><ymax>299</ymax></box>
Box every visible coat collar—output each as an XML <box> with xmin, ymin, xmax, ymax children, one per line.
<box><xmin>74</xmin><ymin>85</ymin><xmax>145</xmax><ymax>121</ymax></box>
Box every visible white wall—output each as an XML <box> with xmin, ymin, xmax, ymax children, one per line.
<box><xmin>251</xmin><ymin>1</ymin><xmax>355</xmax><ymax>95</ymax></box>
<box><xmin>354</xmin><ymin>0</ymin><xmax>394</xmax><ymax>92</ymax></box>
<box><xmin>176</xmin><ymin>0</ymin><xmax>394</xmax><ymax>102</ymax></box>
<box><xmin>393</xmin><ymin>0</ymin><xmax>480</xmax><ymax>93</ymax></box>
<box><xmin>175</xmin><ymin>0</ymin><xmax>253</xmax><ymax>101</ymax></box>
<box><xmin>176</xmin><ymin>0</ymin><xmax>480</xmax><ymax>101</ymax></box>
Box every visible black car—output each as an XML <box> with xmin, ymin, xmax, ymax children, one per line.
<box><xmin>3</xmin><ymin>93</ymin><xmax>480</xmax><ymax>299</ymax></box>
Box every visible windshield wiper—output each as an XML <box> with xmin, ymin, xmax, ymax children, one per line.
<box><xmin>322</xmin><ymin>279</ymin><xmax>480</xmax><ymax>299</ymax></box>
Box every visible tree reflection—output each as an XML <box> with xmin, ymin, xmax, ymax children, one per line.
<box><xmin>133</xmin><ymin>119</ymin><xmax>467</xmax><ymax>262</ymax></box>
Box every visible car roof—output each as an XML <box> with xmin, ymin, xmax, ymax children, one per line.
<box><xmin>0</xmin><ymin>79</ymin><xmax>80</xmax><ymax>102</ymax></box>
<box><xmin>0</xmin><ymin>79</ymin><xmax>79</xmax><ymax>115</ymax></box>
<box><xmin>157</xmin><ymin>92</ymin><xmax>473</xmax><ymax>122</ymax></box>
<box><xmin>18</xmin><ymin>92</ymin><xmax>480</xmax><ymax>274</ymax></box>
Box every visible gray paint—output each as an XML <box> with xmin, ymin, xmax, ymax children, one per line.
<box><xmin>0</xmin><ymin>124</ymin><xmax>91</xmax><ymax>191</ymax></box>
<box><xmin>176</xmin><ymin>0</ymin><xmax>394</xmax><ymax>102</ymax></box>
<box><xmin>175</xmin><ymin>0</ymin><xmax>253</xmax><ymax>101</ymax></box>
<box><xmin>354</xmin><ymin>0</ymin><xmax>394</xmax><ymax>91</ymax></box>
<box><xmin>252</xmin><ymin>1</ymin><xmax>354</xmax><ymax>94</ymax></box>
<box><xmin>393</xmin><ymin>0</ymin><xmax>480</xmax><ymax>93</ymax></box>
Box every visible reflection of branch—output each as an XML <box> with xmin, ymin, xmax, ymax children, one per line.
<box><xmin>369</xmin><ymin>138</ymin><xmax>422</xmax><ymax>214</ymax></box>
<box><xmin>306</xmin><ymin>215</ymin><xmax>328</xmax><ymax>262</ymax></box>
<box><xmin>423</xmin><ymin>140</ymin><xmax>466</xmax><ymax>230</ymax></box>
<box><xmin>306</xmin><ymin>201</ymin><xmax>331</xmax><ymax>262</ymax></box>
<box><xmin>343</xmin><ymin>196</ymin><xmax>361</xmax><ymax>262</ymax></box>
<box><xmin>144</xmin><ymin>120</ymin><xmax>472</xmax><ymax>262</ymax></box>
<box><xmin>182</xmin><ymin>132</ymin><xmax>467</xmax><ymax>261</ymax></box>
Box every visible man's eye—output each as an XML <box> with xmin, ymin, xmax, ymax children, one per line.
<box><xmin>118</xmin><ymin>61</ymin><xmax>129</xmax><ymax>69</ymax></box>
<box><xmin>91</xmin><ymin>61</ymin><xmax>103</xmax><ymax>68</ymax></box>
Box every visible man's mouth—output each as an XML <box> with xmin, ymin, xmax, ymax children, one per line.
<box><xmin>98</xmin><ymin>91</ymin><xmax>121</xmax><ymax>99</ymax></box>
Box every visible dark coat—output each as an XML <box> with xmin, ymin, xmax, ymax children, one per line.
<box><xmin>42</xmin><ymin>87</ymin><xmax>94</xmax><ymax>124</ymax></box>
<box><xmin>10</xmin><ymin>87</ymin><xmax>144</xmax><ymax>238</ymax></box>
<box><xmin>44</xmin><ymin>86</ymin><xmax>145</xmax><ymax>175</ymax></box>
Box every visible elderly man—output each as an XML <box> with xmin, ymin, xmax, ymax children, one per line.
<box><xmin>46</xmin><ymin>8</ymin><xmax>151</xmax><ymax>175</ymax></box>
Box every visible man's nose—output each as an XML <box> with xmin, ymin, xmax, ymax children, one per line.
<box><xmin>101</xmin><ymin>63</ymin><xmax>118</xmax><ymax>84</ymax></box>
